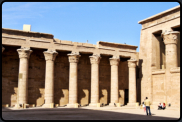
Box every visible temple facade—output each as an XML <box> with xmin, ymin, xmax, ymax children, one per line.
<box><xmin>138</xmin><ymin>5</ymin><xmax>180</xmax><ymax>108</ymax></box>
<box><xmin>2</xmin><ymin>5</ymin><xmax>180</xmax><ymax>109</ymax></box>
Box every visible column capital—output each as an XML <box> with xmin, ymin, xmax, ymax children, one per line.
<box><xmin>128</xmin><ymin>58</ymin><xmax>137</xmax><ymax>68</ymax></box>
<box><xmin>2</xmin><ymin>46</ymin><xmax>5</xmax><ymax>53</ymax></box>
<box><xmin>162</xmin><ymin>31</ymin><xmax>179</xmax><ymax>45</ymax></box>
<box><xmin>17</xmin><ymin>48</ymin><xmax>33</xmax><ymax>59</ymax></box>
<box><xmin>43</xmin><ymin>51</ymin><xmax>58</xmax><ymax>61</ymax></box>
<box><xmin>67</xmin><ymin>52</ymin><xmax>81</xmax><ymax>63</ymax></box>
<box><xmin>89</xmin><ymin>54</ymin><xmax>101</xmax><ymax>64</ymax></box>
<box><xmin>109</xmin><ymin>57</ymin><xmax>120</xmax><ymax>66</ymax></box>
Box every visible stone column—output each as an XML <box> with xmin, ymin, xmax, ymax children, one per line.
<box><xmin>42</xmin><ymin>51</ymin><xmax>58</xmax><ymax>108</ymax></box>
<box><xmin>67</xmin><ymin>53</ymin><xmax>81</xmax><ymax>107</ymax></box>
<box><xmin>162</xmin><ymin>31</ymin><xmax>179</xmax><ymax>69</ymax></box>
<box><xmin>2</xmin><ymin>46</ymin><xmax>5</xmax><ymax>53</ymax></box>
<box><xmin>89</xmin><ymin>54</ymin><xmax>101</xmax><ymax>107</ymax></box>
<box><xmin>162</xmin><ymin>31</ymin><xmax>179</xmax><ymax>105</ymax></box>
<box><xmin>109</xmin><ymin>57</ymin><xmax>120</xmax><ymax>106</ymax></box>
<box><xmin>127</xmin><ymin>58</ymin><xmax>137</xmax><ymax>106</ymax></box>
<box><xmin>17</xmin><ymin>48</ymin><xmax>33</xmax><ymax>105</ymax></box>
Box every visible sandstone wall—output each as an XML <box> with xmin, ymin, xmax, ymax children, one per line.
<box><xmin>28</xmin><ymin>49</ymin><xmax>46</xmax><ymax>106</ymax></box>
<box><xmin>139</xmin><ymin>7</ymin><xmax>180</xmax><ymax>105</ymax></box>
<box><xmin>54</xmin><ymin>51</ymin><xmax>70</xmax><ymax>106</ymax></box>
<box><xmin>166</xmin><ymin>72</ymin><xmax>180</xmax><ymax>107</ymax></box>
<box><xmin>152</xmin><ymin>74</ymin><xmax>165</xmax><ymax>104</ymax></box>
<box><xmin>2</xmin><ymin>46</ymin><xmax>20</xmax><ymax>106</ymax></box>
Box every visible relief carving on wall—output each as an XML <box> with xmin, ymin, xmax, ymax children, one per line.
<box><xmin>17</xmin><ymin>47</ymin><xmax>33</xmax><ymax>59</ymax></box>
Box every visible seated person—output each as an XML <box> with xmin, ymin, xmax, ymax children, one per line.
<box><xmin>158</xmin><ymin>103</ymin><xmax>162</xmax><ymax>110</ymax></box>
<box><xmin>162</xmin><ymin>103</ymin><xmax>166</xmax><ymax>110</ymax></box>
<box><xmin>168</xmin><ymin>103</ymin><xmax>171</xmax><ymax>107</ymax></box>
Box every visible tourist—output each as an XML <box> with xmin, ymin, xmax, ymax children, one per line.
<box><xmin>158</xmin><ymin>103</ymin><xmax>162</xmax><ymax>110</ymax></box>
<box><xmin>144</xmin><ymin>97</ymin><xmax>151</xmax><ymax>116</ymax></box>
<box><xmin>168</xmin><ymin>103</ymin><xmax>171</xmax><ymax>107</ymax></box>
<box><xmin>162</xmin><ymin>103</ymin><xmax>166</xmax><ymax>110</ymax></box>
<box><xmin>142</xmin><ymin>102</ymin><xmax>146</xmax><ymax>112</ymax></box>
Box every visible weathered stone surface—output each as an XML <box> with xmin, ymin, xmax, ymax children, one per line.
<box><xmin>89</xmin><ymin>55</ymin><xmax>101</xmax><ymax>107</ymax></box>
<box><xmin>127</xmin><ymin>59</ymin><xmax>137</xmax><ymax>106</ymax></box>
<box><xmin>67</xmin><ymin>53</ymin><xmax>81</xmax><ymax>107</ymax></box>
<box><xmin>109</xmin><ymin>57</ymin><xmax>120</xmax><ymax>106</ymax></box>
<box><xmin>42</xmin><ymin>51</ymin><xmax>58</xmax><ymax>108</ymax></box>
<box><xmin>17</xmin><ymin>48</ymin><xmax>32</xmax><ymax>105</ymax></box>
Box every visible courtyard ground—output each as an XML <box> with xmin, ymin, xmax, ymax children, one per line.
<box><xmin>1</xmin><ymin>106</ymin><xmax>180</xmax><ymax>120</ymax></box>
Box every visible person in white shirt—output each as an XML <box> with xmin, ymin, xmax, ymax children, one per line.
<box><xmin>158</xmin><ymin>103</ymin><xmax>163</xmax><ymax>110</ymax></box>
<box><xmin>142</xmin><ymin>102</ymin><xmax>146</xmax><ymax>112</ymax></box>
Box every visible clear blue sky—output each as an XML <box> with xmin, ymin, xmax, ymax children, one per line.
<box><xmin>2</xmin><ymin>2</ymin><xmax>179</xmax><ymax>52</ymax></box>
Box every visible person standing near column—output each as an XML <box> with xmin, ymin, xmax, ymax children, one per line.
<box><xmin>144</xmin><ymin>97</ymin><xmax>151</xmax><ymax>116</ymax></box>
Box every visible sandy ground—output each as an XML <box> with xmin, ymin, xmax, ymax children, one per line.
<box><xmin>1</xmin><ymin>106</ymin><xmax>180</xmax><ymax>120</ymax></box>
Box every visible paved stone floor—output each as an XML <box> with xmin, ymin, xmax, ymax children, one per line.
<box><xmin>1</xmin><ymin>106</ymin><xmax>180</xmax><ymax>120</ymax></box>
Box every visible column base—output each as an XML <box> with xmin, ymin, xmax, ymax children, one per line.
<box><xmin>42</xmin><ymin>103</ymin><xmax>54</xmax><ymax>108</ymax></box>
<box><xmin>109</xmin><ymin>103</ymin><xmax>120</xmax><ymax>107</ymax></box>
<box><xmin>127</xmin><ymin>102</ymin><xmax>138</xmax><ymax>107</ymax></box>
<box><xmin>89</xmin><ymin>103</ymin><xmax>100</xmax><ymax>107</ymax></box>
<box><xmin>67</xmin><ymin>103</ymin><xmax>79</xmax><ymax>108</ymax></box>
<box><xmin>109</xmin><ymin>103</ymin><xmax>116</xmax><ymax>107</ymax></box>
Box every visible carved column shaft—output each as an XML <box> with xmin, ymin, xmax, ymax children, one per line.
<box><xmin>162</xmin><ymin>31</ymin><xmax>179</xmax><ymax>69</ymax></box>
<box><xmin>127</xmin><ymin>59</ymin><xmax>137</xmax><ymax>106</ymax></box>
<box><xmin>67</xmin><ymin>53</ymin><xmax>81</xmax><ymax>107</ymax></box>
<box><xmin>43</xmin><ymin>51</ymin><xmax>58</xmax><ymax>107</ymax></box>
<box><xmin>89</xmin><ymin>55</ymin><xmax>101</xmax><ymax>106</ymax></box>
<box><xmin>109</xmin><ymin>57</ymin><xmax>120</xmax><ymax>106</ymax></box>
<box><xmin>17</xmin><ymin>48</ymin><xmax>32</xmax><ymax>104</ymax></box>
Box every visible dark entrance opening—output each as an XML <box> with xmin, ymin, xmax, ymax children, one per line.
<box><xmin>124</xmin><ymin>89</ymin><xmax>128</xmax><ymax>105</ymax></box>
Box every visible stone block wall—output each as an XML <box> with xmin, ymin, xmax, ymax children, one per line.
<box><xmin>54</xmin><ymin>51</ymin><xmax>70</xmax><ymax>106</ymax></box>
<box><xmin>2</xmin><ymin>46</ymin><xmax>20</xmax><ymax>106</ymax></box>
<box><xmin>78</xmin><ymin>54</ymin><xmax>91</xmax><ymax>106</ymax></box>
<box><xmin>99</xmin><ymin>56</ymin><xmax>111</xmax><ymax>105</ymax></box>
<box><xmin>28</xmin><ymin>49</ymin><xmax>46</xmax><ymax>106</ymax></box>
<box><xmin>152</xmin><ymin>74</ymin><xmax>165</xmax><ymax>105</ymax></box>
<box><xmin>167</xmin><ymin>73</ymin><xmax>180</xmax><ymax>107</ymax></box>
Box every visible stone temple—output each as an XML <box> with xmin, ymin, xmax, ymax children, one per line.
<box><xmin>2</xmin><ymin>6</ymin><xmax>180</xmax><ymax>109</ymax></box>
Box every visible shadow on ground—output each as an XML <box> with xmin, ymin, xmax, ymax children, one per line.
<box><xmin>1</xmin><ymin>107</ymin><xmax>180</xmax><ymax>120</ymax></box>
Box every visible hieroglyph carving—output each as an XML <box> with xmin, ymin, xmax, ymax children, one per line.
<box><xmin>43</xmin><ymin>51</ymin><xmax>58</xmax><ymax>61</ymax></box>
<box><xmin>90</xmin><ymin>55</ymin><xmax>101</xmax><ymax>64</ymax></box>
<box><xmin>17</xmin><ymin>48</ymin><xmax>33</xmax><ymax>59</ymax></box>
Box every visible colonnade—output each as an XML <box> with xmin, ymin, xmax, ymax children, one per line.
<box><xmin>2</xmin><ymin>47</ymin><xmax>138</xmax><ymax>108</ymax></box>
